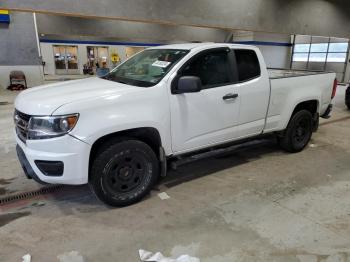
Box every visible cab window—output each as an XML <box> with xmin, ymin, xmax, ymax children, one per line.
<box><xmin>234</xmin><ymin>49</ymin><xmax>261</xmax><ymax>82</ymax></box>
<box><xmin>180</xmin><ymin>50</ymin><xmax>232</xmax><ymax>88</ymax></box>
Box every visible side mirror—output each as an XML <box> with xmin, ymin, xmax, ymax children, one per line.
<box><xmin>176</xmin><ymin>76</ymin><xmax>202</xmax><ymax>94</ymax></box>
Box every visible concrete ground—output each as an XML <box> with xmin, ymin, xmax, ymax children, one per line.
<box><xmin>1</xmin><ymin>85</ymin><xmax>350</xmax><ymax>261</ymax></box>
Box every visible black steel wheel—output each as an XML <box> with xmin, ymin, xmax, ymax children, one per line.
<box><xmin>279</xmin><ymin>110</ymin><xmax>313</xmax><ymax>153</ymax></box>
<box><xmin>90</xmin><ymin>139</ymin><xmax>159</xmax><ymax>207</ymax></box>
<box><xmin>292</xmin><ymin>117</ymin><xmax>311</xmax><ymax>148</ymax></box>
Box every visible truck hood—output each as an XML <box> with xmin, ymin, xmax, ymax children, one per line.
<box><xmin>15</xmin><ymin>77</ymin><xmax>140</xmax><ymax>115</ymax></box>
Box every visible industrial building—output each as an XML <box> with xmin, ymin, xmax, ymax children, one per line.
<box><xmin>1</xmin><ymin>1</ymin><xmax>350</xmax><ymax>261</ymax></box>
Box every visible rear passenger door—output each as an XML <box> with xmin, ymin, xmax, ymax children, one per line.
<box><xmin>169</xmin><ymin>48</ymin><xmax>241</xmax><ymax>153</ymax></box>
<box><xmin>233</xmin><ymin>49</ymin><xmax>270</xmax><ymax>138</ymax></box>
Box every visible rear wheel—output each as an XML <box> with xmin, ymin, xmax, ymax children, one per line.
<box><xmin>278</xmin><ymin>110</ymin><xmax>313</xmax><ymax>153</ymax></box>
<box><xmin>90</xmin><ymin>139</ymin><xmax>159</xmax><ymax>207</ymax></box>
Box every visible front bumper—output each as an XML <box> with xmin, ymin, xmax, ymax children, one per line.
<box><xmin>16</xmin><ymin>145</ymin><xmax>47</xmax><ymax>184</ymax></box>
<box><xmin>16</xmin><ymin>133</ymin><xmax>91</xmax><ymax>185</ymax></box>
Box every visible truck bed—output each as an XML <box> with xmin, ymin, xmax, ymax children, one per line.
<box><xmin>268</xmin><ymin>68</ymin><xmax>333</xmax><ymax>79</ymax></box>
<box><xmin>264</xmin><ymin>68</ymin><xmax>336</xmax><ymax>133</ymax></box>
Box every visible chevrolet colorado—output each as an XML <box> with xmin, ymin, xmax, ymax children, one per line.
<box><xmin>14</xmin><ymin>43</ymin><xmax>337</xmax><ymax>206</ymax></box>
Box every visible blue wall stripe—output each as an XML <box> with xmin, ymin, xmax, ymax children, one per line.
<box><xmin>0</xmin><ymin>14</ymin><xmax>10</xmax><ymax>23</ymax></box>
<box><xmin>233</xmin><ymin>41</ymin><xmax>292</xmax><ymax>47</ymax></box>
<box><xmin>39</xmin><ymin>38</ymin><xmax>292</xmax><ymax>48</ymax></box>
<box><xmin>39</xmin><ymin>38</ymin><xmax>162</xmax><ymax>47</ymax></box>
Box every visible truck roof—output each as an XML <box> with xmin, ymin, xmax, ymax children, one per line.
<box><xmin>150</xmin><ymin>42</ymin><xmax>256</xmax><ymax>51</ymax></box>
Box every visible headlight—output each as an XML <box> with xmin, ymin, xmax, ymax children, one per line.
<box><xmin>27</xmin><ymin>114</ymin><xmax>79</xmax><ymax>140</ymax></box>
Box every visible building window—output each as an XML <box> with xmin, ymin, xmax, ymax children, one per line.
<box><xmin>292</xmin><ymin>39</ymin><xmax>349</xmax><ymax>63</ymax></box>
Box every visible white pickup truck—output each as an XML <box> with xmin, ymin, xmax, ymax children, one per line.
<box><xmin>14</xmin><ymin>43</ymin><xmax>337</xmax><ymax>206</ymax></box>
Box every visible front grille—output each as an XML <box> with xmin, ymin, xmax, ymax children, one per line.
<box><xmin>14</xmin><ymin>109</ymin><xmax>31</xmax><ymax>142</ymax></box>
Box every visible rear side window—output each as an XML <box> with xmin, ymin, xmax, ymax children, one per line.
<box><xmin>234</xmin><ymin>49</ymin><xmax>261</xmax><ymax>82</ymax></box>
<box><xmin>180</xmin><ymin>50</ymin><xmax>232</xmax><ymax>88</ymax></box>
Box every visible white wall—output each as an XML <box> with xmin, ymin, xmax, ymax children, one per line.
<box><xmin>233</xmin><ymin>31</ymin><xmax>292</xmax><ymax>69</ymax></box>
<box><xmin>0</xmin><ymin>65</ymin><xmax>44</xmax><ymax>89</ymax></box>
<box><xmin>232</xmin><ymin>31</ymin><xmax>254</xmax><ymax>42</ymax></box>
<box><xmin>253</xmin><ymin>32</ymin><xmax>292</xmax><ymax>69</ymax></box>
<box><xmin>257</xmin><ymin>45</ymin><xmax>291</xmax><ymax>69</ymax></box>
<box><xmin>40</xmin><ymin>42</ymin><xmax>132</xmax><ymax>75</ymax></box>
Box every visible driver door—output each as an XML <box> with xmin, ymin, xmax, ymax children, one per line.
<box><xmin>169</xmin><ymin>48</ymin><xmax>241</xmax><ymax>153</ymax></box>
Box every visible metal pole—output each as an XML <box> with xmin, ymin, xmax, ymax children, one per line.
<box><xmin>33</xmin><ymin>13</ymin><xmax>45</xmax><ymax>81</ymax></box>
<box><xmin>342</xmin><ymin>40</ymin><xmax>350</xmax><ymax>83</ymax></box>
<box><xmin>324</xmin><ymin>37</ymin><xmax>330</xmax><ymax>72</ymax></box>
<box><xmin>306</xmin><ymin>36</ymin><xmax>312</xmax><ymax>70</ymax></box>
<box><xmin>290</xmin><ymin>34</ymin><xmax>296</xmax><ymax>69</ymax></box>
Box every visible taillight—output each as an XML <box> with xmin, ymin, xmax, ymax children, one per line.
<box><xmin>331</xmin><ymin>79</ymin><xmax>338</xmax><ymax>99</ymax></box>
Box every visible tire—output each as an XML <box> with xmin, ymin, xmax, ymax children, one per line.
<box><xmin>90</xmin><ymin>139</ymin><xmax>159</xmax><ymax>207</ymax></box>
<box><xmin>278</xmin><ymin>110</ymin><xmax>313</xmax><ymax>153</ymax></box>
<box><xmin>345</xmin><ymin>86</ymin><xmax>350</xmax><ymax>110</ymax></box>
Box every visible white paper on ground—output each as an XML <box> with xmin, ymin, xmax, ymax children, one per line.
<box><xmin>22</xmin><ymin>254</ymin><xmax>31</xmax><ymax>262</ymax></box>
<box><xmin>158</xmin><ymin>192</ymin><xmax>170</xmax><ymax>200</ymax></box>
<box><xmin>139</xmin><ymin>249</ymin><xmax>200</xmax><ymax>262</ymax></box>
<box><xmin>57</xmin><ymin>251</ymin><xmax>84</xmax><ymax>262</ymax></box>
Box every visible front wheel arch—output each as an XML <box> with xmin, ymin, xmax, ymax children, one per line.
<box><xmin>88</xmin><ymin>127</ymin><xmax>162</xmax><ymax>181</ymax></box>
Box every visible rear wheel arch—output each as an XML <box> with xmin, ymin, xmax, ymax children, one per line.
<box><xmin>278</xmin><ymin>109</ymin><xmax>313</xmax><ymax>153</ymax></box>
<box><xmin>288</xmin><ymin>99</ymin><xmax>319</xmax><ymax>131</ymax></box>
<box><xmin>291</xmin><ymin>100</ymin><xmax>319</xmax><ymax>117</ymax></box>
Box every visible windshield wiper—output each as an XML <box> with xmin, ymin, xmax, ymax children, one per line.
<box><xmin>101</xmin><ymin>75</ymin><xmax>113</xmax><ymax>80</ymax></box>
<box><xmin>116</xmin><ymin>80</ymin><xmax>128</xmax><ymax>84</ymax></box>
<box><xmin>102</xmin><ymin>75</ymin><xmax>127</xmax><ymax>84</ymax></box>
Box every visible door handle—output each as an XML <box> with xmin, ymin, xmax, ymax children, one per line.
<box><xmin>223</xmin><ymin>93</ymin><xmax>238</xmax><ymax>100</ymax></box>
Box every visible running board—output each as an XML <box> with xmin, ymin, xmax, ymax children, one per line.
<box><xmin>169</xmin><ymin>137</ymin><xmax>273</xmax><ymax>170</ymax></box>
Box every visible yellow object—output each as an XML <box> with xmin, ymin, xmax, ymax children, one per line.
<box><xmin>0</xmin><ymin>10</ymin><xmax>9</xmax><ymax>15</ymax></box>
<box><xmin>111</xmin><ymin>53</ymin><xmax>120</xmax><ymax>63</ymax></box>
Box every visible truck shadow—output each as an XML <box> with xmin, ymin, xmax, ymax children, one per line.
<box><xmin>160</xmin><ymin>138</ymin><xmax>281</xmax><ymax>189</ymax></box>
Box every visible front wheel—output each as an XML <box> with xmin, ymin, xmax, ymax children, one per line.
<box><xmin>90</xmin><ymin>139</ymin><xmax>159</xmax><ymax>207</ymax></box>
<box><xmin>278</xmin><ymin>110</ymin><xmax>313</xmax><ymax>153</ymax></box>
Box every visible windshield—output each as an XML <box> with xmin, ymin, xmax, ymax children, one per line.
<box><xmin>102</xmin><ymin>49</ymin><xmax>189</xmax><ymax>87</ymax></box>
